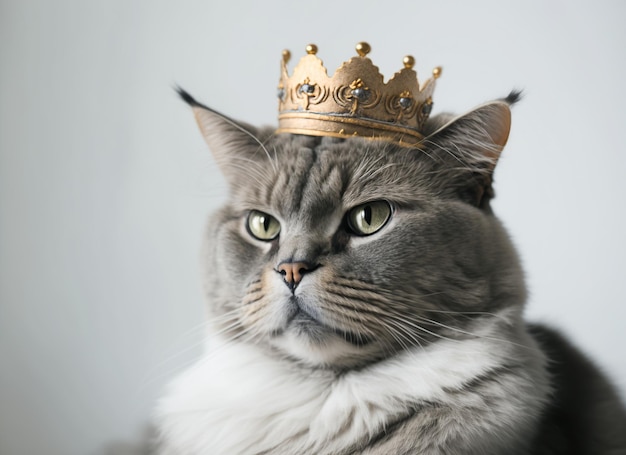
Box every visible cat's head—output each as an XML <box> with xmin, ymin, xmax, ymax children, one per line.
<box><xmin>182</xmin><ymin>89</ymin><xmax>525</xmax><ymax>369</ymax></box>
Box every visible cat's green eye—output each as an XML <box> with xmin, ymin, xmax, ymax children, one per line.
<box><xmin>247</xmin><ymin>210</ymin><xmax>281</xmax><ymax>241</ymax></box>
<box><xmin>347</xmin><ymin>201</ymin><xmax>392</xmax><ymax>236</ymax></box>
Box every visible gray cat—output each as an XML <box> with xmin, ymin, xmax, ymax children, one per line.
<box><xmin>154</xmin><ymin>88</ymin><xmax>626</xmax><ymax>454</ymax></box>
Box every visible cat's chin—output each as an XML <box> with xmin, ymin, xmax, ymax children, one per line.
<box><xmin>271</xmin><ymin>327</ymin><xmax>371</xmax><ymax>368</ymax></box>
<box><xmin>269</xmin><ymin>319</ymin><xmax>375</xmax><ymax>368</ymax></box>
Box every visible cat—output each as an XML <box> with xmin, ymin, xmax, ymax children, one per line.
<box><xmin>154</xmin><ymin>88</ymin><xmax>626</xmax><ymax>454</ymax></box>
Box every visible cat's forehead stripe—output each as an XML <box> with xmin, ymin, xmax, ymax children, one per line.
<box><xmin>234</xmin><ymin>140</ymin><xmax>435</xmax><ymax>215</ymax></box>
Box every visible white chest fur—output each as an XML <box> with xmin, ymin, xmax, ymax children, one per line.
<box><xmin>155</xmin><ymin>314</ymin><xmax>524</xmax><ymax>455</ymax></box>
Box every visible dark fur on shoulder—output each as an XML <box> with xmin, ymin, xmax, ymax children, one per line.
<box><xmin>529</xmin><ymin>325</ymin><xmax>626</xmax><ymax>454</ymax></box>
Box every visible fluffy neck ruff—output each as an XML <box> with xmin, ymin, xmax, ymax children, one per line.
<box><xmin>155</xmin><ymin>309</ymin><xmax>545</xmax><ymax>454</ymax></box>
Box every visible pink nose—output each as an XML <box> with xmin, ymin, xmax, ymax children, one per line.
<box><xmin>277</xmin><ymin>261</ymin><xmax>312</xmax><ymax>291</ymax></box>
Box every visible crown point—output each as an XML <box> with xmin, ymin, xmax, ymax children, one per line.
<box><xmin>305</xmin><ymin>44</ymin><xmax>318</xmax><ymax>55</ymax></box>
<box><xmin>432</xmin><ymin>66</ymin><xmax>442</xmax><ymax>79</ymax></box>
<box><xmin>355</xmin><ymin>42</ymin><xmax>371</xmax><ymax>57</ymax></box>
<box><xmin>403</xmin><ymin>55</ymin><xmax>415</xmax><ymax>69</ymax></box>
<box><xmin>282</xmin><ymin>49</ymin><xmax>291</xmax><ymax>64</ymax></box>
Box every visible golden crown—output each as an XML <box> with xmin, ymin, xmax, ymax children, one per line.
<box><xmin>276</xmin><ymin>42</ymin><xmax>441</xmax><ymax>146</ymax></box>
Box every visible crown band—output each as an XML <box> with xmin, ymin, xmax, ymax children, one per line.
<box><xmin>277</xmin><ymin>112</ymin><xmax>425</xmax><ymax>143</ymax></box>
<box><xmin>276</xmin><ymin>42</ymin><xmax>440</xmax><ymax>146</ymax></box>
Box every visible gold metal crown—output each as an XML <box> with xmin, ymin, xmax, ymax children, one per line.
<box><xmin>276</xmin><ymin>42</ymin><xmax>441</xmax><ymax>146</ymax></box>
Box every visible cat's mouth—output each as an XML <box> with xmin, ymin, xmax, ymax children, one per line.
<box><xmin>282</xmin><ymin>299</ymin><xmax>372</xmax><ymax>347</ymax></box>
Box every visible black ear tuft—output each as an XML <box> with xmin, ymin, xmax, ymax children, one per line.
<box><xmin>174</xmin><ymin>86</ymin><xmax>214</xmax><ymax>111</ymax></box>
<box><xmin>175</xmin><ymin>86</ymin><xmax>197</xmax><ymax>106</ymax></box>
<box><xmin>504</xmin><ymin>90</ymin><xmax>523</xmax><ymax>105</ymax></box>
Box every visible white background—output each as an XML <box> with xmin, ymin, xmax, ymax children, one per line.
<box><xmin>1</xmin><ymin>1</ymin><xmax>625</xmax><ymax>454</ymax></box>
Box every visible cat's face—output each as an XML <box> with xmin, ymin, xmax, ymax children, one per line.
<box><xmin>188</xmin><ymin>93</ymin><xmax>524</xmax><ymax>368</ymax></box>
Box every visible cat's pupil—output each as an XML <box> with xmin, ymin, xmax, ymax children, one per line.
<box><xmin>263</xmin><ymin>216</ymin><xmax>270</xmax><ymax>232</ymax></box>
<box><xmin>363</xmin><ymin>206</ymin><xmax>372</xmax><ymax>226</ymax></box>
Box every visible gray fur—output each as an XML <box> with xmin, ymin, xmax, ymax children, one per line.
<box><xmin>159</xmin><ymin>90</ymin><xmax>626</xmax><ymax>454</ymax></box>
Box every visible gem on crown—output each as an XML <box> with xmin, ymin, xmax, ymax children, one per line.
<box><xmin>276</xmin><ymin>42</ymin><xmax>441</xmax><ymax>146</ymax></box>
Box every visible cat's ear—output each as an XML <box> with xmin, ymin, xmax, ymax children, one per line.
<box><xmin>177</xmin><ymin>87</ymin><xmax>269</xmax><ymax>182</ymax></box>
<box><xmin>423</xmin><ymin>91</ymin><xmax>519</xmax><ymax>207</ymax></box>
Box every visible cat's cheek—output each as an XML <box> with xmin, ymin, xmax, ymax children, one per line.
<box><xmin>213</xmin><ymin>219</ymin><xmax>279</xmax><ymax>290</ymax></box>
